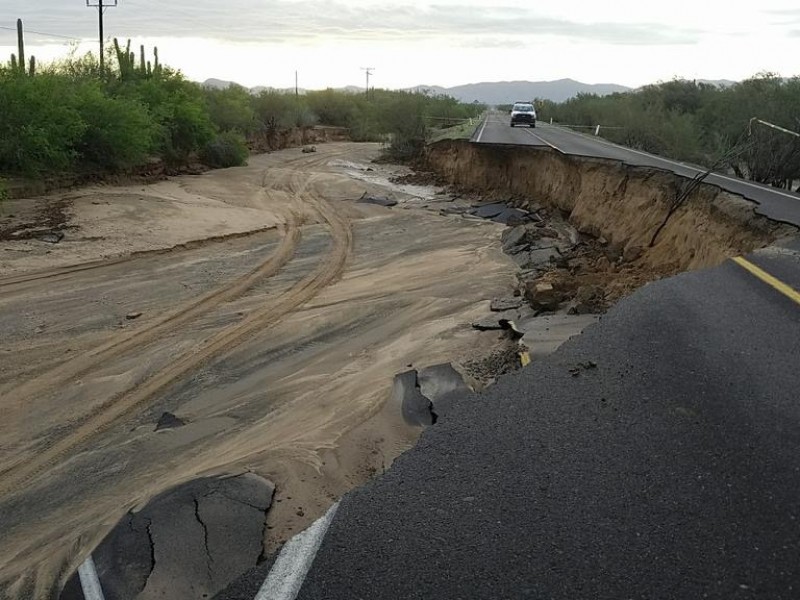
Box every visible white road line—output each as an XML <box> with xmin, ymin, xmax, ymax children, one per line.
<box><xmin>522</xmin><ymin>128</ymin><xmax>565</xmax><ymax>154</ymax></box>
<box><xmin>551</xmin><ymin>124</ymin><xmax>800</xmax><ymax>201</ymax></box>
<box><xmin>78</xmin><ymin>555</ymin><xmax>106</xmax><ymax>600</ymax></box>
<box><xmin>254</xmin><ymin>502</ymin><xmax>339</xmax><ymax>600</ymax></box>
<box><xmin>474</xmin><ymin>116</ymin><xmax>490</xmax><ymax>143</ymax></box>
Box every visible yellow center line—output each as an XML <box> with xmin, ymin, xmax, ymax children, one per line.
<box><xmin>732</xmin><ymin>256</ymin><xmax>800</xmax><ymax>306</ymax></box>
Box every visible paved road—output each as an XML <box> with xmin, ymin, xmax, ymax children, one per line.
<box><xmin>471</xmin><ymin>112</ymin><xmax>800</xmax><ymax>228</ymax></box>
<box><xmin>288</xmin><ymin>244</ymin><xmax>800</xmax><ymax>600</ymax></box>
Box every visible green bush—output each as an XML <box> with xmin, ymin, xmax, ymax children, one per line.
<box><xmin>0</xmin><ymin>71</ymin><xmax>86</xmax><ymax>174</ymax></box>
<box><xmin>73</xmin><ymin>81</ymin><xmax>154</xmax><ymax>170</ymax></box>
<box><xmin>200</xmin><ymin>131</ymin><xmax>249</xmax><ymax>168</ymax></box>
<box><xmin>123</xmin><ymin>74</ymin><xmax>215</xmax><ymax>164</ymax></box>
<box><xmin>205</xmin><ymin>84</ymin><xmax>257</xmax><ymax>134</ymax></box>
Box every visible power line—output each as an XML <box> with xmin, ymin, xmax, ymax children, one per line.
<box><xmin>0</xmin><ymin>24</ymin><xmax>83</xmax><ymax>41</ymax></box>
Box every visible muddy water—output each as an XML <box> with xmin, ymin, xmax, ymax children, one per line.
<box><xmin>0</xmin><ymin>144</ymin><xmax>516</xmax><ymax>597</ymax></box>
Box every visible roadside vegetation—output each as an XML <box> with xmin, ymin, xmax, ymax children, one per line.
<box><xmin>538</xmin><ymin>75</ymin><xmax>800</xmax><ymax>189</ymax></box>
<box><xmin>0</xmin><ymin>42</ymin><xmax>483</xmax><ymax>183</ymax></box>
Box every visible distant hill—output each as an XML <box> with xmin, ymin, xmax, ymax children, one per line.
<box><xmin>201</xmin><ymin>77</ymin><xmax>739</xmax><ymax>102</ymax></box>
<box><xmin>411</xmin><ymin>79</ymin><xmax>632</xmax><ymax>104</ymax></box>
<box><xmin>202</xmin><ymin>79</ymin><xmax>364</xmax><ymax>95</ymax></box>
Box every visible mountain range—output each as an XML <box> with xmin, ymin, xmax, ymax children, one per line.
<box><xmin>201</xmin><ymin>77</ymin><xmax>736</xmax><ymax>104</ymax></box>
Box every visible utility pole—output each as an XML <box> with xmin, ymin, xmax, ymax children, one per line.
<box><xmin>361</xmin><ymin>67</ymin><xmax>374</xmax><ymax>98</ymax></box>
<box><xmin>86</xmin><ymin>0</ymin><xmax>118</xmax><ymax>71</ymax></box>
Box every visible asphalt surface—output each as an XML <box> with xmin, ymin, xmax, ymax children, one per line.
<box><xmin>287</xmin><ymin>246</ymin><xmax>800</xmax><ymax>600</ymax></box>
<box><xmin>61</xmin><ymin>474</ymin><xmax>274</xmax><ymax>600</ymax></box>
<box><xmin>471</xmin><ymin>113</ymin><xmax>800</xmax><ymax>228</ymax></box>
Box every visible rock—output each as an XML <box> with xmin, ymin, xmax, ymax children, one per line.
<box><xmin>572</xmin><ymin>285</ymin><xmax>607</xmax><ymax>314</ymax></box>
<box><xmin>501</xmin><ymin>225</ymin><xmax>529</xmax><ymax>251</ymax></box>
<box><xmin>490</xmin><ymin>297</ymin><xmax>523</xmax><ymax>312</ymax></box>
<box><xmin>525</xmin><ymin>281</ymin><xmax>563</xmax><ymax>311</ymax></box>
<box><xmin>623</xmin><ymin>245</ymin><xmax>644</xmax><ymax>262</ymax></box>
<box><xmin>520</xmin><ymin>247</ymin><xmax>560</xmax><ymax>270</ymax></box>
<box><xmin>535</xmin><ymin>227</ymin><xmax>560</xmax><ymax>239</ymax></box>
<box><xmin>606</xmin><ymin>243</ymin><xmax>624</xmax><ymax>263</ymax></box>
<box><xmin>126</xmin><ymin>311</ymin><xmax>143</xmax><ymax>320</ymax></box>
<box><xmin>38</xmin><ymin>231</ymin><xmax>64</xmax><ymax>244</ymax></box>
<box><xmin>492</xmin><ymin>208</ymin><xmax>529</xmax><ymax>226</ymax></box>
<box><xmin>301</xmin><ymin>145</ymin><xmax>317</xmax><ymax>153</ymax></box>
<box><xmin>473</xmin><ymin>202</ymin><xmax>507</xmax><ymax>219</ymax></box>
<box><xmin>567</xmin><ymin>301</ymin><xmax>585</xmax><ymax>315</ymax></box>
<box><xmin>155</xmin><ymin>412</ymin><xmax>186</xmax><ymax>431</ymax></box>
<box><xmin>595</xmin><ymin>256</ymin><xmax>612</xmax><ymax>271</ymax></box>
<box><xmin>357</xmin><ymin>193</ymin><xmax>397</xmax><ymax>207</ymax></box>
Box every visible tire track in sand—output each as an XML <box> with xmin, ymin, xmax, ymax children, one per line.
<box><xmin>1</xmin><ymin>218</ymin><xmax>301</xmax><ymax>416</ymax></box>
<box><xmin>0</xmin><ymin>173</ymin><xmax>353</xmax><ymax>497</ymax></box>
<box><xmin>0</xmin><ymin>158</ymin><xmax>325</xmax><ymax>418</ymax></box>
<box><xmin>0</xmin><ymin>226</ymin><xmax>278</xmax><ymax>290</ymax></box>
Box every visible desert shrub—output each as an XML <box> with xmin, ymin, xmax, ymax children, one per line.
<box><xmin>200</xmin><ymin>131</ymin><xmax>249</xmax><ymax>168</ymax></box>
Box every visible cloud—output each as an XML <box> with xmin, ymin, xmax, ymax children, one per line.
<box><xmin>764</xmin><ymin>8</ymin><xmax>800</xmax><ymax>25</ymax></box>
<box><xmin>1</xmin><ymin>0</ymin><xmax>703</xmax><ymax>46</ymax></box>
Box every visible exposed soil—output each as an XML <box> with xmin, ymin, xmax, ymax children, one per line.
<box><xmin>0</xmin><ymin>196</ymin><xmax>72</xmax><ymax>242</ymax></box>
<box><xmin>424</xmin><ymin>140</ymin><xmax>798</xmax><ymax>319</ymax></box>
<box><xmin>426</xmin><ymin>141</ymin><xmax>796</xmax><ymax>273</ymax></box>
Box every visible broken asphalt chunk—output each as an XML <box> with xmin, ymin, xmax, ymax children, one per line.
<box><xmin>59</xmin><ymin>474</ymin><xmax>275</xmax><ymax>600</ymax></box>
<box><xmin>490</xmin><ymin>297</ymin><xmax>523</xmax><ymax>312</ymax></box>
<box><xmin>393</xmin><ymin>370</ymin><xmax>436</xmax><ymax>427</ymax></box>
<box><xmin>155</xmin><ymin>411</ymin><xmax>186</xmax><ymax>431</ymax></box>
<box><xmin>38</xmin><ymin>231</ymin><xmax>64</xmax><ymax>244</ymax></box>
<box><xmin>492</xmin><ymin>208</ymin><xmax>530</xmax><ymax>226</ymax></box>
<box><xmin>358</xmin><ymin>193</ymin><xmax>398</xmax><ymax>207</ymax></box>
<box><xmin>473</xmin><ymin>202</ymin><xmax>507</xmax><ymax>219</ymax></box>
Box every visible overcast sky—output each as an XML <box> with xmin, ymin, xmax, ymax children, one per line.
<box><xmin>2</xmin><ymin>0</ymin><xmax>799</xmax><ymax>89</ymax></box>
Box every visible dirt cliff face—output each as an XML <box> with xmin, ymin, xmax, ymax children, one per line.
<box><xmin>425</xmin><ymin>141</ymin><xmax>795</xmax><ymax>273</ymax></box>
<box><xmin>248</xmin><ymin>126</ymin><xmax>349</xmax><ymax>154</ymax></box>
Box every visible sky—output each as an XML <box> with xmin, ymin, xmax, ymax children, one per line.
<box><xmin>2</xmin><ymin>0</ymin><xmax>800</xmax><ymax>90</ymax></box>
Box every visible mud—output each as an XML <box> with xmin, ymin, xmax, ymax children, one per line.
<box><xmin>0</xmin><ymin>142</ymin><xmax>518</xmax><ymax>598</ymax></box>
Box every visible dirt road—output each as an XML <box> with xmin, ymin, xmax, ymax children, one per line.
<box><xmin>0</xmin><ymin>143</ymin><xmax>515</xmax><ymax>596</ymax></box>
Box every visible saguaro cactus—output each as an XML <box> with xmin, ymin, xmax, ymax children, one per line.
<box><xmin>16</xmin><ymin>19</ymin><xmax>24</xmax><ymax>73</ymax></box>
<box><xmin>28</xmin><ymin>56</ymin><xmax>35</xmax><ymax>76</ymax></box>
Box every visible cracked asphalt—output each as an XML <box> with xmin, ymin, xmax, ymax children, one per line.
<box><xmin>289</xmin><ymin>248</ymin><xmax>800</xmax><ymax>600</ymax></box>
<box><xmin>60</xmin><ymin>474</ymin><xmax>274</xmax><ymax>600</ymax></box>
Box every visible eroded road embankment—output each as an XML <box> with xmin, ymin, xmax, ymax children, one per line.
<box><xmin>427</xmin><ymin>140</ymin><xmax>795</xmax><ymax>273</ymax></box>
<box><xmin>285</xmin><ymin>140</ymin><xmax>800</xmax><ymax>600</ymax></box>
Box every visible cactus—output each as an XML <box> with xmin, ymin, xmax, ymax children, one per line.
<box><xmin>110</xmin><ymin>39</ymin><xmax>163</xmax><ymax>80</ymax></box>
<box><xmin>10</xmin><ymin>54</ymin><xmax>17</xmax><ymax>72</ymax></box>
<box><xmin>28</xmin><ymin>55</ymin><xmax>35</xmax><ymax>76</ymax></box>
<box><xmin>16</xmin><ymin>19</ymin><xmax>24</xmax><ymax>74</ymax></box>
<box><xmin>113</xmin><ymin>38</ymin><xmax>136</xmax><ymax>79</ymax></box>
